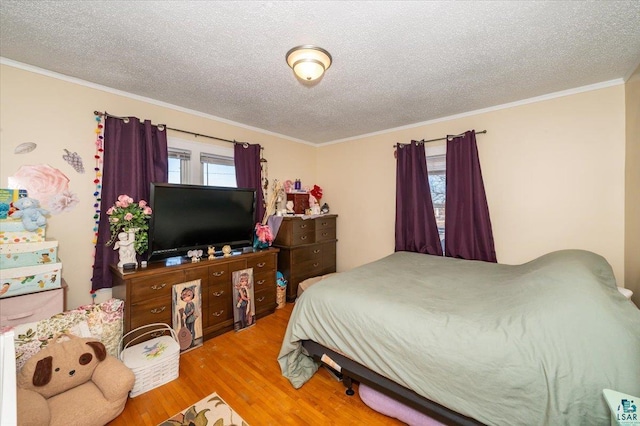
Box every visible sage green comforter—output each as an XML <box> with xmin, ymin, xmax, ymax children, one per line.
<box><xmin>277</xmin><ymin>250</ymin><xmax>640</xmax><ymax>425</ymax></box>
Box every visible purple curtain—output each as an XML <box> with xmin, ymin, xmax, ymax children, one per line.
<box><xmin>445</xmin><ymin>130</ymin><xmax>497</xmax><ymax>262</ymax></box>
<box><xmin>395</xmin><ymin>141</ymin><xmax>443</xmax><ymax>255</ymax></box>
<box><xmin>234</xmin><ymin>143</ymin><xmax>265</xmax><ymax>224</ymax></box>
<box><xmin>91</xmin><ymin>117</ymin><xmax>168</xmax><ymax>290</ymax></box>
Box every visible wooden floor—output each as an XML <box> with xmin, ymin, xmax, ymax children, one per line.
<box><xmin>108</xmin><ymin>303</ymin><xmax>404</xmax><ymax>425</ymax></box>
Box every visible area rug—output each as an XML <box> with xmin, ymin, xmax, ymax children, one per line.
<box><xmin>159</xmin><ymin>392</ymin><xmax>248</xmax><ymax>426</ymax></box>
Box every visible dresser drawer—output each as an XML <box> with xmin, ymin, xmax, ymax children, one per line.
<box><xmin>254</xmin><ymin>269</ymin><xmax>275</xmax><ymax>292</ymax></box>
<box><xmin>316</xmin><ymin>226</ymin><xmax>336</xmax><ymax>242</ymax></box>
<box><xmin>292</xmin><ymin>258</ymin><xmax>324</xmax><ymax>282</ymax></box>
<box><xmin>290</xmin><ymin>229</ymin><xmax>315</xmax><ymax>245</ymax></box>
<box><xmin>247</xmin><ymin>254</ymin><xmax>276</xmax><ymax>272</ymax></box>
<box><xmin>130</xmin><ymin>296</ymin><xmax>172</xmax><ymax>329</ymax></box>
<box><xmin>207</xmin><ymin>263</ymin><xmax>231</xmax><ymax>285</ymax></box>
<box><xmin>254</xmin><ymin>285</ymin><xmax>276</xmax><ymax>316</ymax></box>
<box><xmin>184</xmin><ymin>266</ymin><xmax>208</xmax><ymax>284</ymax></box>
<box><xmin>315</xmin><ymin>217</ymin><xmax>336</xmax><ymax>232</ymax></box>
<box><xmin>130</xmin><ymin>271</ymin><xmax>185</xmax><ymax>303</ymax></box>
<box><xmin>291</xmin><ymin>245</ymin><xmax>324</xmax><ymax>263</ymax></box>
<box><xmin>208</xmin><ymin>299</ymin><xmax>233</xmax><ymax>327</ymax></box>
<box><xmin>209</xmin><ymin>281</ymin><xmax>232</xmax><ymax>305</ymax></box>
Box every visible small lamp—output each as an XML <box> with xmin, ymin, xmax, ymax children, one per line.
<box><xmin>286</xmin><ymin>45</ymin><xmax>332</xmax><ymax>82</ymax></box>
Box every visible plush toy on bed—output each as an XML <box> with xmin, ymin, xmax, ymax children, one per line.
<box><xmin>16</xmin><ymin>333</ymin><xmax>135</xmax><ymax>426</ymax></box>
<box><xmin>10</xmin><ymin>196</ymin><xmax>49</xmax><ymax>231</ymax></box>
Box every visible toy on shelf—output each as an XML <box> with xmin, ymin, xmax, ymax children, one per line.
<box><xmin>10</xmin><ymin>197</ymin><xmax>48</xmax><ymax>232</ymax></box>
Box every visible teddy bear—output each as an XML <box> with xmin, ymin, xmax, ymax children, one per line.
<box><xmin>10</xmin><ymin>196</ymin><xmax>49</xmax><ymax>231</ymax></box>
<box><xmin>16</xmin><ymin>334</ymin><xmax>135</xmax><ymax>426</ymax></box>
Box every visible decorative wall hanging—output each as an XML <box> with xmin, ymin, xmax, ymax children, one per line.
<box><xmin>14</xmin><ymin>142</ymin><xmax>37</xmax><ymax>154</ymax></box>
<box><xmin>92</xmin><ymin>113</ymin><xmax>104</xmax><ymax>246</ymax></box>
<box><xmin>8</xmin><ymin>164</ymin><xmax>79</xmax><ymax>214</ymax></box>
<box><xmin>62</xmin><ymin>149</ymin><xmax>85</xmax><ymax>173</ymax></box>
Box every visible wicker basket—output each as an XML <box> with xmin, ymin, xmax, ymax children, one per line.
<box><xmin>118</xmin><ymin>323</ymin><xmax>180</xmax><ymax>397</ymax></box>
<box><xmin>276</xmin><ymin>285</ymin><xmax>287</xmax><ymax>309</ymax></box>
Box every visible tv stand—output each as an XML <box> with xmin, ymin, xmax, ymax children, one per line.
<box><xmin>110</xmin><ymin>247</ymin><xmax>279</xmax><ymax>343</ymax></box>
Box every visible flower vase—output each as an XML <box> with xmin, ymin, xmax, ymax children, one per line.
<box><xmin>115</xmin><ymin>228</ymin><xmax>138</xmax><ymax>268</ymax></box>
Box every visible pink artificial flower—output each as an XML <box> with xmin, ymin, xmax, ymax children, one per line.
<box><xmin>143</xmin><ymin>206</ymin><xmax>152</xmax><ymax>215</ymax></box>
<box><xmin>106</xmin><ymin>207</ymin><xmax>114</xmax><ymax>215</ymax></box>
<box><xmin>117</xmin><ymin>194</ymin><xmax>133</xmax><ymax>208</ymax></box>
<box><xmin>124</xmin><ymin>212</ymin><xmax>133</xmax><ymax>221</ymax></box>
<box><xmin>138</xmin><ymin>200</ymin><xmax>147</xmax><ymax>207</ymax></box>
<box><xmin>110</xmin><ymin>217</ymin><xmax>119</xmax><ymax>223</ymax></box>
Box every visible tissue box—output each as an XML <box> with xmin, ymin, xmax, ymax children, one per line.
<box><xmin>0</xmin><ymin>262</ymin><xmax>62</xmax><ymax>298</ymax></box>
<box><xmin>0</xmin><ymin>218</ymin><xmax>45</xmax><ymax>244</ymax></box>
<box><xmin>0</xmin><ymin>241</ymin><xmax>58</xmax><ymax>269</ymax></box>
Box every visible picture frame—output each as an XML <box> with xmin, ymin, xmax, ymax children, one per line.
<box><xmin>172</xmin><ymin>279</ymin><xmax>203</xmax><ymax>352</ymax></box>
<box><xmin>232</xmin><ymin>268</ymin><xmax>255</xmax><ymax>331</ymax></box>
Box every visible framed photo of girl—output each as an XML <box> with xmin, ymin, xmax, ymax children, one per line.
<box><xmin>172</xmin><ymin>279</ymin><xmax>203</xmax><ymax>353</ymax></box>
<box><xmin>232</xmin><ymin>268</ymin><xmax>255</xmax><ymax>331</ymax></box>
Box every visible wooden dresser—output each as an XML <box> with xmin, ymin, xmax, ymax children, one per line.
<box><xmin>273</xmin><ymin>215</ymin><xmax>337</xmax><ymax>301</ymax></box>
<box><xmin>111</xmin><ymin>248</ymin><xmax>278</xmax><ymax>343</ymax></box>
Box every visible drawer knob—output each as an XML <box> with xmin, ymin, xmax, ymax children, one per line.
<box><xmin>213</xmin><ymin>290</ymin><xmax>225</xmax><ymax>297</ymax></box>
<box><xmin>212</xmin><ymin>310</ymin><xmax>224</xmax><ymax>317</ymax></box>
<box><xmin>258</xmin><ymin>296</ymin><xmax>265</xmax><ymax>302</ymax></box>
<box><xmin>313</xmin><ymin>262</ymin><xmax>320</xmax><ymax>267</ymax></box>
<box><xmin>151</xmin><ymin>283</ymin><xmax>167</xmax><ymax>291</ymax></box>
<box><xmin>321</xmin><ymin>222</ymin><xmax>328</xmax><ymax>226</ymax></box>
<box><xmin>300</xmin><ymin>235</ymin><xmax>308</xmax><ymax>240</ymax></box>
<box><xmin>150</xmin><ymin>306</ymin><xmax>166</xmax><ymax>314</ymax></box>
<box><xmin>322</xmin><ymin>232</ymin><xmax>328</xmax><ymax>236</ymax></box>
<box><xmin>313</xmin><ymin>249</ymin><xmax>321</xmax><ymax>254</ymax></box>
<box><xmin>300</xmin><ymin>224</ymin><xmax>308</xmax><ymax>228</ymax></box>
<box><xmin>212</xmin><ymin>271</ymin><xmax>225</xmax><ymax>277</ymax></box>
<box><xmin>257</xmin><ymin>262</ymin><xmax>266</xmax><ymax>268</ymax></box>
<box><xmin>257</xmin><ymin>279</ymin><xmax>265</xmax><ymax>286</ymax></box>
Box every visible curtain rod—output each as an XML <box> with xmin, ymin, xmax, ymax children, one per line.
<box><xmin>94</xmin><ymin>110</ymin><xmax>254</xmax><ymax>146</ymax></box>
<box><xmin>393</xmin><ymin>130</ymin><xmax>487</xmax><ymax>148</ymax></box>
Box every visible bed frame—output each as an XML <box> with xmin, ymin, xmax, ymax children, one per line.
<box><xmin>302</xmin><ymin>340</ymin><xmax>484</xmax><ymax>426</ymax></box>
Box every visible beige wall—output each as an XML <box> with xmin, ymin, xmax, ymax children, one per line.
<box><xmin>0</xmin><ymin>64</ymin><xmax>317</xmax><ymax>309</ymax></box>
<box><xmin>1</xmin><ymin>63</ymin><xmax>632</xmax><ymax>309</ymax></box>
<box><xmin>318</xmin><ymin>85</ymin><xmax>627</xmax><ymax>287</ymax></box>
<box><xmin>625</xmin><ymin>65</ymin><xmax>640</xmax><ymax>305</ymax></box>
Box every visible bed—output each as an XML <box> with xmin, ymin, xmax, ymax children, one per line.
<box><xmin>277</xmin><ymin>250</ymin><xmax>640</xmax><ymax>425</ymax></box>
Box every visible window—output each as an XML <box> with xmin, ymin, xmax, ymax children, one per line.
<box><xmin>168</xmin><ymin>148</ymin><xmax>190</xmax><ymax>184</ymax></box>
<box><xmin>201</xmin><ymin>153</ymin><xmax>236</xmax><ymax>187</ymax></box>
<box><xmin>167</xmin><ymin>137</ymin><xmax>236</xmax><ymax>186</ymax></box>
<box><xmin>426</xmin><ymin>146</ymin><xmax>446</xmax><ymax>251</ymax></box>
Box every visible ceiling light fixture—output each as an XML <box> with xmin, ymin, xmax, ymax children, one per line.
<box><xmin>286</xmin><ymin>45</ymin><xmax>332</xmax><ymax>82</ymax></box>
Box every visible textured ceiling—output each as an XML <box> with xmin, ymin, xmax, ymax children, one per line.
<box><xmin>1</xmin><ymin>1</ymin><xmax>639</xmax><ymax>144</ymax></box>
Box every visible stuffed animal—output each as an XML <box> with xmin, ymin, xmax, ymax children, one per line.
<box><xmin>11</xmin><ymin>196</ymin><xmax>48</xmax><ymax>231</ymax></box>
<box><xmin>17</xmin><ymin>334</ymin><xmax>135</xmax><ymax>426</ymax></box>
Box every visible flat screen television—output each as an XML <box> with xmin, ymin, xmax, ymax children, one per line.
<box><xmin>148</xmin><ymin>183</ymin><xmax>256</xmax><ymax>262</ymax></box>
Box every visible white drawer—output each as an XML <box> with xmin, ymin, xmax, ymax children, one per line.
<box><xmin>0</xmin><ymin>286</ymin><xmax>64</xmax><ymax>327</ymax></box>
